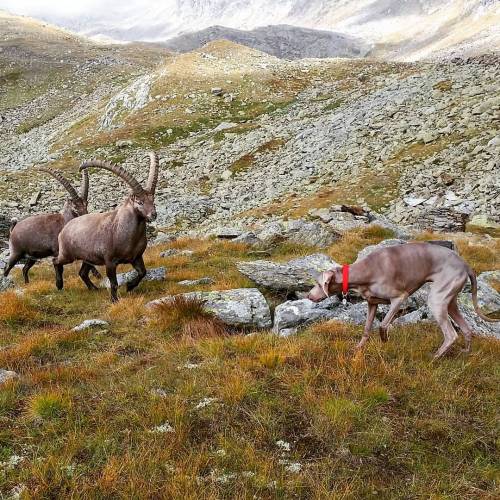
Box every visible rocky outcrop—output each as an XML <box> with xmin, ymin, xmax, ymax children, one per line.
<box><xmin>147</xmin><ymin>288</ymin><xmax>272</xmax><ymax>329</ymax></box>
<box><xmin>237</xmin><ymin>253</ymin><xmax>337</xmax><ymax>291</ymax></box>
<box><xmin>415</xmin><ymin>207</ymin><xmax>469</xmax><ymax>232</ymax></box>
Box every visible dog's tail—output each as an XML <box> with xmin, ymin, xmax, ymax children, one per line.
<box><xmin>467</xmin><ymin>266</ymin><xmax>499</xmax><ymax>323</ymax></box>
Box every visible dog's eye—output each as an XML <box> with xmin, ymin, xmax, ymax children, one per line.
<box><xmin>137</xmin><ymin>200</ymin><xmax>144</xmax><ymax>206</ymax></box>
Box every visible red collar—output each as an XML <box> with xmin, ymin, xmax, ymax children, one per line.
<box><xmin>342</xmin><ymin>265</ymin><xmax>349</xmax><ymax>295</ymax></box>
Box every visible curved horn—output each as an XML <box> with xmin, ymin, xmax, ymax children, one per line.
<box><xmin>39</xmin><ymin>167</ymin><xmax>79</xmax><ymax>201</ymax></box>
<box><xmin>80</xmin><ymin>169</ymin><xmax>89</xmax><ymax>201</ymax></box>
<box><xmin>80</xmin><ymin>160</ymin><xmax>144</xmax><ymax>194</ymax></box>
<box><xmin>145</xmin><ymin>152</ymin><xmax>159</xmax><ymax>194</ymax></box>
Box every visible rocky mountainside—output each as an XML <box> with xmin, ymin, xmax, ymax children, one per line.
<box><xmin>0</xmin><ymin>12</ymin><xmax>499</xmax><ymax>249</ymax></box>
<box><xmin>7</xmin><ymin>0</ymin><xmax>499</xmax><ymax>60</ymax></box>
<box><xmin>163</xmin><ymin>24</ymin><xmax>371</xmax><ymax>60</ymax></box>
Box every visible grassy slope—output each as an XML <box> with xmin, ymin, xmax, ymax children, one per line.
<box><xmin>0</xmin><ymin>228</ymin><xmax>498</xmax><ymax>498</ymax></box>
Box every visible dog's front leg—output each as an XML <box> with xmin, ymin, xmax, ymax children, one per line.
<box><xmin>379</xmin><ymin>295</ymin><xmax>407</xmax><ymax>342</ymax></box>
<box><xmin>357</xmin><ymin>302</ymin><xmax>378</xmax><ymax>349</ymax></box>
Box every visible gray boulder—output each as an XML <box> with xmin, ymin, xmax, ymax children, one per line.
<box><xmin>393</xmin><ymin>307</ymin><xmax>430</xmax><ymax>325</ymax></box>
<box><xmin>237</xmin><ymin>253</ymin><xmax>338</xmax><ymax>291</ymax></box>
<box><xmin>460</xmin><ymin>271</ymin><xmax>500</xmax><ymax>315</ymax></box>
<box><xmin>273</xmin><ymin>298</ymin><xmax>385</xmax><ymax>336</ymax></box>
<box><xmin>147</xmin><ymin>288</ymin><xmax>272</xmax><ymax>329</ymax></box>
<box><xmin>355</xmin><ymin>239</ymin><xmax>406</xmax><ymax>262</ymax></box>
<box><xmin>100</xmin><ymin>267</ymin><xmax>166</xmax><ymax>288</ymax></box>
<box><xmin>456</xmin><ymin>304</ymin><xmax>500</xmax><ymax>339</ymax></box>
<box><xmin>273</xmin><ymin>296</ymin><xmax>341</xmax><ymax>335</ymax></box>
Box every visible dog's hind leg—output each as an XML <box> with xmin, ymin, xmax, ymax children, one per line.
<box><xmin>428</xmin><ymin>287</ymin><xmax>458</xmax><ymax>359</ymax></box>
<box><xmin>356</xmin><ymin>302</ymin><xmax>378</xmax><ymax>349</ymax></box>
<box><xmin>448</xmin><ymin>298</ymin><xmax>473</xmax><ymax>353</ymax></box>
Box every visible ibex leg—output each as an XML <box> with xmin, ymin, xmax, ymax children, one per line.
<box><xmin>126</xmin><ymin>256</ymin><xmax>146</xmax><ymax>292</ymax></box>
<box><xmin>79</xmin><ymin>262</ymin><xmax>99</xmax><ymax>290</ymax></box>
<box><xmin>105</xmin><ymin>264</ymin><xmax>119</xmax><ymax>302</ymax></box>
<box><xmin>3</xmin><ymin>251</ymin><xmax>24</xmax><ymax>278</ymax></box>
<box><xmin>53</xmin><ymin>261</ymin><xmax>64</xmax><ymax>290</ymax></box>
<box><xmin>22</xmin><ymin>258</ymin><xmax>37</xmax><ymax>284</ymax></box>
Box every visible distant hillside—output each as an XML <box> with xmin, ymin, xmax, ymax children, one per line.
<box><xmin>163</xmin><ymin>24</ymin><xmax>371</xmax><ymax>60</ymax></box>
<box><xmin>6</xmin><ymin>0</ymin><xmax>499</xmax><ymax>61</ymax></box>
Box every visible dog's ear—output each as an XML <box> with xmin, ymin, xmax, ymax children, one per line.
<box><xmin>319</xmin><ymin>269</ymin><xmax>336</xmax><ymax>297</ymax></box>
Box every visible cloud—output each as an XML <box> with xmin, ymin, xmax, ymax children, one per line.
<box><xmin>0</xmin><ymin>0</ymin><xmax>125</xmax><ymax>18</ymax></box>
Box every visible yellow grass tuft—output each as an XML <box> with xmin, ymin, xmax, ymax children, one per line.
<box><xmin>0</xmin><ymin>291</ymin><xmax>37</xmax><ymax>324</ymax></box>
<box><xmin>149</xmin><ymin>296</ymin><xmax>228</xmax><ymax>339</ymax></box>
<box><xmin>27</xmin><ymin>390</ymin><xmax>71</xmax><ymax>420</ymax></box>
<box><xmin>107</xmin><ymin>295</ymin><xmax>146</xmax><ymax>324</ymax></box>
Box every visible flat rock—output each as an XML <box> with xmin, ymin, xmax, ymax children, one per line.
<box><xmin>178</xmin><ymin>277</ymin><xmax>215</xmax><ymax>286</ymax></box>
<box><xmin>100</xmin><ymin>267</ymin><xmax>166</xmax><ymax>288</ymax></box>
<box><xmin>0</xmin><ymin>369</ymin><xmax>18</xmax><ymax>385</ymax></box>
<box><xmin>237</xmin><ymin>253</ymin><xmax>338</xmax><ymax>291</ymax></box>
<box><xmin>72</xmin><ymin>319</ymin><xmax>109</xmax><ymax>331</ymax></box>
<box><xmin>147</xmin><ymin>288</ymin><xmax>272</xmax><ymax>329</ymax></box>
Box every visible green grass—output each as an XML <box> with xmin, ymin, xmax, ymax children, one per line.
<box><xmin>0</xmin><ymin>233</ymin><xmax>498</xmax><ymax>497</ymax></box>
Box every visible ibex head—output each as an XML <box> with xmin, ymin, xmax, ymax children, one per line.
<box><xmin>39</xmin><ymin>167</ymin><xmax>89</xmax><ymax>217</ymax></box>
<box><xmin>80</xmin><ymin>152</ymin><xmax>159</xmax><ymax>222</ymax></box>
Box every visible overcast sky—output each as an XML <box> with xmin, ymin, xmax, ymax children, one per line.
<box><xmin>0</xmin><ymin>0</ymin><xmax>118</xmax><ymax>17</ymax></box>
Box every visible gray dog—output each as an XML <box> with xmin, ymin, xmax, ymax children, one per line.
<box><xmin>307</xmin><ymin>242</ymin><xmax>498</xmax><ymax>358</ymax></box>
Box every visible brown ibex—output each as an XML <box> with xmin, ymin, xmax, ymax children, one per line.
<box><xmin>56</xmin><ymin>153</ymin><xmax>159</xmax><ymax>302</ymax></box>
<box><xmin>4</xmin><ymin>168</ymin><xmax>99</xmax><ymax>288</ymax></box>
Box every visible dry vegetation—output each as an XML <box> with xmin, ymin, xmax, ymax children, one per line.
<box><xmin>0</xmin><ymin>229</ymin><xmax>499</xmax><ymax>498</ymax></box>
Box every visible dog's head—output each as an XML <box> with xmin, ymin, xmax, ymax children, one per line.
<box><xmin>307</xmin><ymin>267</ymin><xmax>343</xmax><ymax>302</ymax></box>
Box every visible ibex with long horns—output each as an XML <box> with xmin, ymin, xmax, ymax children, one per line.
<box><xmin>56</xmin><ymin>153</ymin><xmax>159</xmax><ymax>302</ymax></box>
<box><xmin>3</xmin><ymin>168</ymin><xmax>98</xmax><ymax>288</ymax></box>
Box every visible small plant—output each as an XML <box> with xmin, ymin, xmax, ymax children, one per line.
<box><xmin>27</xmin><ymin>391</ymin><xmax>70</xmax><ymax>420</ymax></box>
